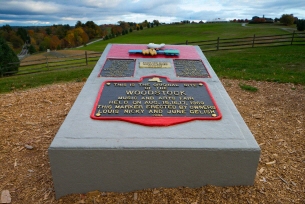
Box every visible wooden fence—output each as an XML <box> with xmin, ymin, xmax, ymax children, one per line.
<box><xmin>1</xmin><ymin>32</ymin><xmax>304</xmax><ymax>77</ymax></box>
<box><xmin>0</xmin><ymin>51</ymin><xmax>102</xmax><ymax>77</ymax></box>
<box><xmin>175</xmin><ymin>31</ymin><xmax>305</xmax><ymax>51</ymax></box>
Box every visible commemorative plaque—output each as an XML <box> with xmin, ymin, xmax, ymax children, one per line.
<box><xmin>49</xmin><ymin>44</ymin><xmax>260</xmax><ymax>199</ymax></box>
<box><xmin>174</xmin><ymin>59</ymin><xmax>209</xmax><ymax>78</ymax></box>
<box><xmin>91</xmin><ymin>76</ymin><xmax>221</xmax><ymax>126</ymax></box>
<box><xmin>100</xmin><ymin>59</ymin><xmax>135</xmax><ymax>77</ymax></box>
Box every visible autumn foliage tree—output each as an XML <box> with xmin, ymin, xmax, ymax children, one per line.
<box><xmin>65</xmin><ymin>27</ymin><xmax>89</xmax><ymax>47</ymax></box>
<box><xmin>280</xmin><ymin>14</ymin><xmax>294</xmax><ymax>26</ymax></box>
<box><xmin>50</xmin><ymin>35</ymin><xmax>61</xmax><ymax>50</ymax></box>
<box><xmin>111</xmin><ymin>25</ymin><xmax>123</xmax><ymax>36</ymax></box>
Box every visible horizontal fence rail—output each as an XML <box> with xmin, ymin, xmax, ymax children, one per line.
<box><xmin>175</xmin><ymin>32</ymin><xmax>305</xmax><ymax>52</ymax></box>
<box><xmin>0</xmin><ymin>51</ymin><xmax>102</xmax><ymax>77</ymax></box>
<box><xmin>1</xmin><ymin>32</ymin><xmax>304</xmax><ymax>78</ymax></box>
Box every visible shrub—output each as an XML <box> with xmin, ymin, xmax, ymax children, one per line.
<box><xmin>280</xmin><ymin>14</ymin><xmax>294</xmax><ymax>26</ymax></box>
<box><xmin>28</xmin><ymin>44</ymin><xmax>36</xmax><ymax>54</ymax></box>
<box><xmin>0</xmin><ymin>36</ymin><xmax>20</xmax><ymax>76</ymax></box>
<box><xmin>296</xmin><ymin>19</ymin><xmax>305</xmax><ymax>31</ymax></box>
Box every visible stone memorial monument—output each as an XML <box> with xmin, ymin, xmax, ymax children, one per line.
<box><xmin>48</xmin><ymin>44</ymin><xmax>260</xmax><ymax>199</ymax></box>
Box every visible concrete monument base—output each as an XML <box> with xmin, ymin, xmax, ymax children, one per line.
<box><xmin>48</xmin><ymin>44</ymin><xmax>260</xmax><ymax>199</ymax></box>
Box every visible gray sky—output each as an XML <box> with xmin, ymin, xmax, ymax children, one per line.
<box><xmin>0</xmin><ymin>0</ymin><xmax>304</xmax><ymax>26</ymax></box>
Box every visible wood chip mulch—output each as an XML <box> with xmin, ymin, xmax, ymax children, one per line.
<box><xmin>0</xmin><ymin>79</ymin><xmax>304</xmax><ymax>204</ymax></box>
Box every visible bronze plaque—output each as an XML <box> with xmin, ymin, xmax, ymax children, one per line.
<box><xmin>174</xmin><ymin>59</ymin><xmax>210</xmax><ymax>78</ymax></box>
<box><xmin>100</xmin><ymin>59</ymin><xmax>135</xmax><ymax>77</ymax></box>
<box><xmin>91</xmin><ymin>76</ymin><xmax>221</xmax><ymax>126</ymax></box>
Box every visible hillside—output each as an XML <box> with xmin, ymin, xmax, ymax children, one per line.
<box><xmin>77</xmin><ymin>23</ymin><xmax>294</xmax><ymax>52</ymax></box>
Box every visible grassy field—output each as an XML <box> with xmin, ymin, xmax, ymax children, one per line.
<box><xmin>0</xmin><ymin>66</ymin><xmax>93</xmax><ymax>93</ymax></box>
<box><xmin>205</xmin><ymin>45</ymin><xmax>305</xmax><ymax>84</ymax></box>
<box><xmin>0</xmin><ymin>23</ymin><xmax>304</xmax><ymax>93</ymax></box>
<box><xmin>77</xmin><ymin>23</ymin><xmax>293</xmax><ymax>52</ymax></box>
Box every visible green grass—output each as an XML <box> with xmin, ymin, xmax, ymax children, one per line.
<box><xmin>205</xmin><ymin>45</ymin><xmax>305</xmax><ymax>84</ymax></box>
<box><xmin>77</xmin><ymin>23</ymin><xmax>291</xmax><ymax>52</ymax></box>
<box><xmin>0</xmin><ymin>66</ymin><xmax>93</xmax><ymax>93</ymax></box>
<box><xmin>239</xmin><ymin>83</ymin><xmax>258</xmax><ymax>92</ymax></box>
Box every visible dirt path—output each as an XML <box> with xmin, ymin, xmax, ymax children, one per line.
<box><xmin>0</xmin><ymin>79</ymin><xmax>304</xmax><ymax>203</ymax></box>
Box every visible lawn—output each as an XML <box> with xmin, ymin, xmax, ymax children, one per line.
<box><xmin>205</xmin><ymin>45</ymin><xmax>305</xmax><ymax>84</ymax></box>
<box><xmin>77</xmin><ymin>23</ymin><xmax>292</xmax><ymax>52</ymax></box>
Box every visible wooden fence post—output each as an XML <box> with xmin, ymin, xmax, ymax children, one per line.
<box><xmin>216</xmin><ymin>37</ymin><xmax>220</xmax><ymax>50</ymax></box>
<box><xmin>252</xmin><ymin>34</ymin><xmax>256</xmax><ymax>48</ymax></box>
<box><xmin>46</xmin><ymin>56</ymin><xmax>49</xmax><ymax>70</ymax></box>
<box><xmin>291</xmin><ymin>31</ymin><xmax>295</xmax><ymax>45</ymax></box>
<box><xmin>85</xmin><ymin>51</ymin><xmax>88</xmax><ymax>65</ymax></box>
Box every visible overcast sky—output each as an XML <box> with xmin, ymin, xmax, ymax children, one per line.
<box><xmin>0</xmin><ymin>0</ymin><xmax>304</xmax><ymax>26</ymax></box>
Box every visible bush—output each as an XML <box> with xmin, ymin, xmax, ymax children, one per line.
<box><xmin>28</xmin><ymin>44</ymin><xmax>36</xmax><ymax>54</ymax></box>
<box><xmin>280</xmin><ymin>14</ymin><xmax>294</xmax><ymax>26</ymax></box>
<box><xmin>0</xmin><ymin>36</ymin><xmax>20</xmax><ymax>76</ymax></box>
<box><xmin>296</xmin><ymin>19</ymin><xmax>305</xmax><ymax>31</ymax></box>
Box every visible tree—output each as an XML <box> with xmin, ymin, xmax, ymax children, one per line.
<box><xmin>75</xmin><ymin>21</ymin><xmax>83</xmax><ymax>28</ymax></box>
<box><xmin>84</xmin><ymin>21</ymin><xmax>101</xmax><ymax>39</ymax></box>
<box><xmin>10</xmin><ymin>34</ymin><xmax>24</xmax><ymax>48</ymax></box>
<box><xmin>111</xmin><ymin>25</ymin><xmax>123</xmax><ymax>36</ymax></box>
<box><xmin>50</xmin><ymin>35</ymin><xmax>61</xmax><ymax>50</ymax></box>
<box><xmin>28</xmin><ymin>44</ymin><xmax>36</xmax><ymax>54</ymax></box>
<box><xmin>153</xmin><ymin>20</ymin><xmax>160</xmax><ymax>26</ymax></box>
<box><xmin>46</xmin><ymin>27</ymin><xmax>52</xmax><ymax>35</ymax></box>
<box><xmin>296</xmin><ymin>19</ymin><xmax>305</xmax><ymax>31</ymax></box>
<box><xmin>280</xmin><ymin>14</ymin><xmax>294</xmax><ymax>26</ymax></box>
<box><xmin>0</xmin><ymin>36</ymin><xmax>20</xmax><ymax>76</ymax></box>
<box><xmin>40</xmin><ymin>36</ymin><xmax>51</xmax><ymax>50</ymax></box>
<box><xmin>142</xmin><ymin>20</ymin><xmax>148</xmax><ymax>28</ymax></box>
<box><xmin>118</xmin><ymin>21</ymin><xmax>129</xmax><ymax>31</ymax></box>
<box><xmin>17</xmin><ymin>27</ymin><xmax>30</xmax><ymax>43</ymax></box>
<box><xmin>1</xmin><ymin>24</ymin><xmax>12</xmax><ymax>33</ymax></box>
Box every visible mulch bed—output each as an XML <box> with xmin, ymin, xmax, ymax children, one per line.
<box><xmin>0</xmin><ymin>79</ymin><xmax>304</xmax><ymax>203</ymax></box>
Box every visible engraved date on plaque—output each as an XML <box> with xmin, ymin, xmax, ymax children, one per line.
<box><xmin>91</xmin><ymin>76</ymin><xmax>221</xmax><ymax>126</ymax></box>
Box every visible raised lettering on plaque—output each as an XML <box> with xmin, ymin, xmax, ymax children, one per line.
<box><xmin>100</xmin><ymin>59</ymin><xmax>135</xmax><ymax>77</ymax></box>
<box><xmin>139</xmin><ymin>62</ymin><xmax>171</xmax><ymax>68</ymax></box>
<box><xmin>174</xmin><ymin>59</ymin><xmax>210</xmax><ymax>78</ymax></box>
<box><xmin>91</xmin><ymin>76</ymin><xmax>222</xmax><ymax>126</ymax></box>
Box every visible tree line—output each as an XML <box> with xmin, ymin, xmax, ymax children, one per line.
<box><xmin>0</xmin><ymin>21</ymin><xmax>106</xmax><ymax>53</ymax></box>
<box><xmin>0</xmin><ymin>19</ymin><xmax>161</xmax><ymax>54</ymax></box>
